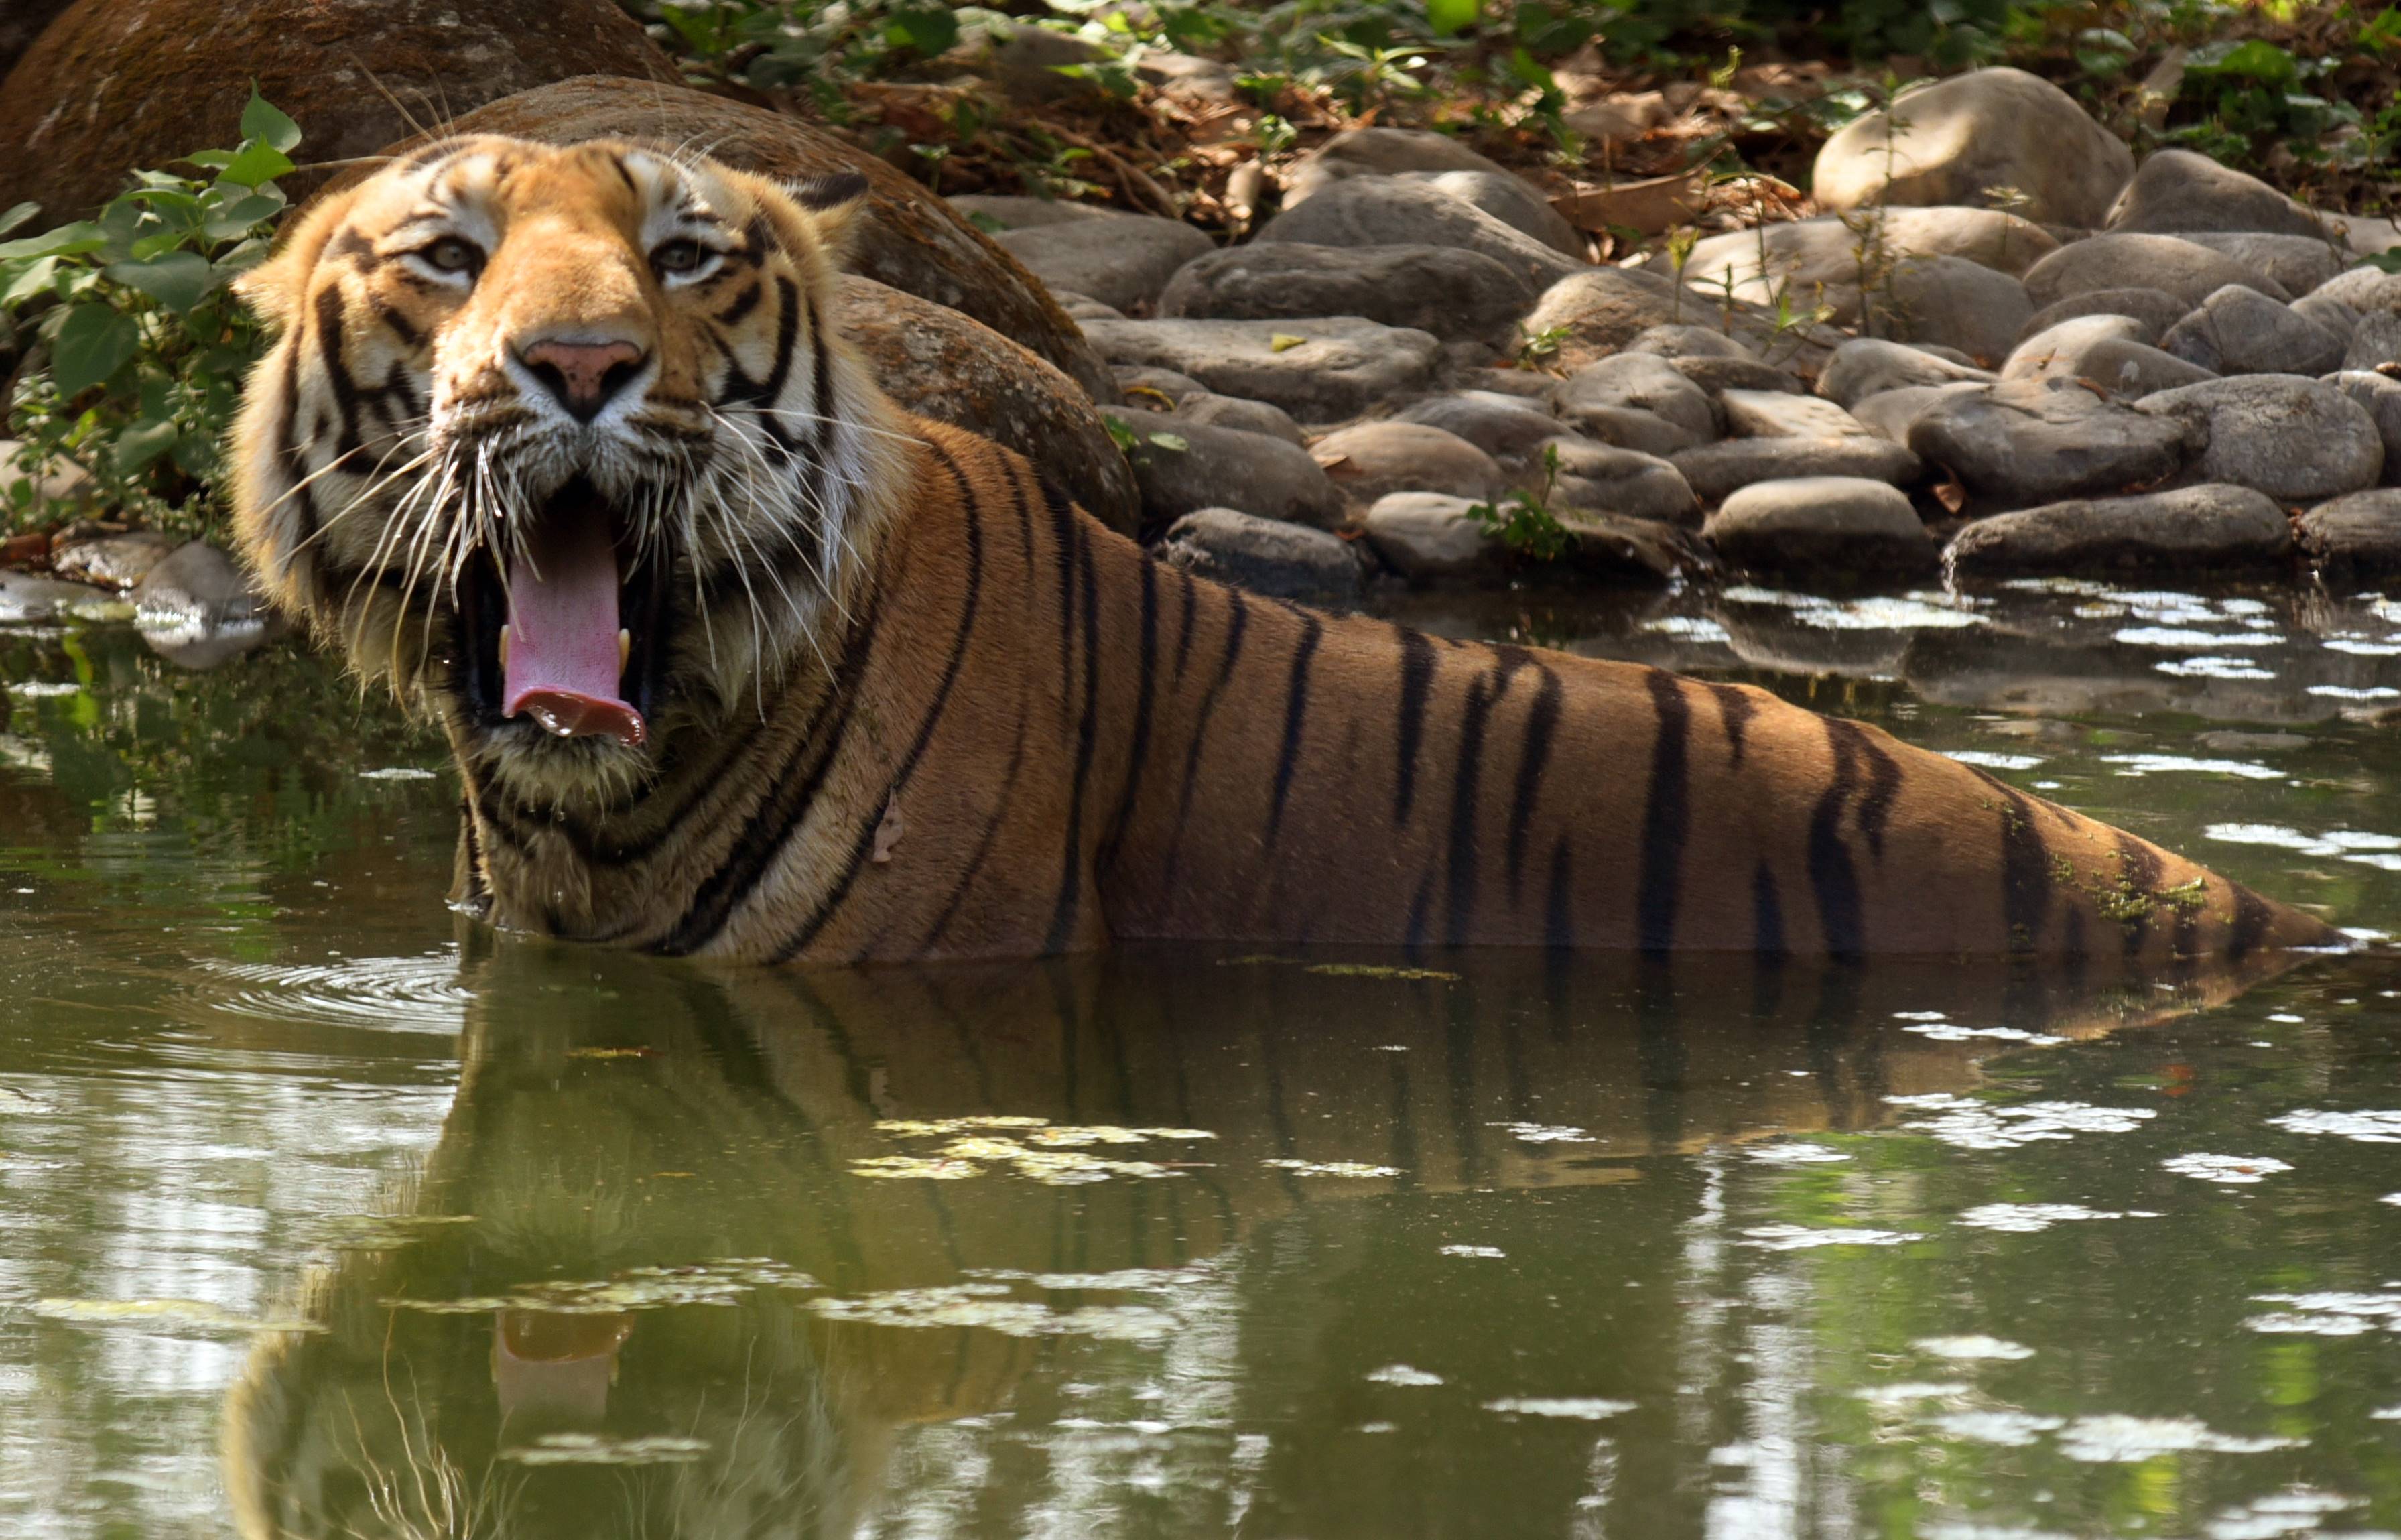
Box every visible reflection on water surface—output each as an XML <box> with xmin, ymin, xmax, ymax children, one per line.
<box><xmin>9</xmin><ymin>584</ymin><xmax>2401</xmax><ymax>1537</ymax></box>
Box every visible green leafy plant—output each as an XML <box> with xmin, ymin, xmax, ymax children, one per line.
<box><xmin>1467</xmin><ymin>443</ymin><xmax>1575</xmax><ymax>563</ymax></box>
<box><xmin>1</xmin><ymin>90</ymin><xmax>298</xmax><ymax>535</ymax></box>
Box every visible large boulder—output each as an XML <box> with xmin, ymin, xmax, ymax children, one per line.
<box><xmin>1255</xmin><ymin>176</ymin><xmax>1582</xmax><ymax>292</ymax></box>
<box><xmin>2017</xmin><ymin>287</ymin><xmax>2192</xmax><ymax>346</ymax></box>
<box><xmin>1670</xmin><ymin>208</ymin><xmax>2059</xmax><ymax>320</ymax></box>
<box><xmin>1098</xmin><ymin>410</ymin><xmax>1343</xmax><ymax>533</ymax></box>
<box><xmin>838</xmin><ymin>277</ymin><xmax>1139</xmax><ymax>535</ymax></box>
<box><xmin>2158</xmin><ymin>285</ymin><xmax>2344</xmax><ymax>377</ymax></box>
<box><xmin>1864</xmin><ymin>257</ymin><xmax>2030</xmax><ymax>366</ymax></box>
<box><xmin>2297</xmin><ymin>490</ymin><xmax>2401</xmax><ymax>588</ymax></box>
<box><xmin>2022</xmin><ymin>233</ymin><xmax>2290</xmax><ymax>309</ymax></box>
<box><xmin>1156</xmin><ymin>243</ymin><xmax>1533</xmax><ymax>343</ymax></box>
<box><xmin>1819</xmin><ymin>338</ymin><xmax>1993</xmax><ymax>407</ymax></box>
<box><xmin>1155</xmin><ymin>507</ymin><xmax>1363</xmax><ymax>604</ymax></box>
<box><xmin>1703</xmin><ymin>478</ymin><xmax>1937</xmax><ymax>578</ymax></box>
<box><xmin>1555</xmin><ymin>353</ymin><xmax>1721</xmax><ymax>455</ymax></box>
<box><xmin>2175</xmin><ymin>233</ymin><xmax>2345</xmax><ymax>297</ymax></box>
<box><xmin>1362</xmin><ymin>493</ymin><xmax>1502</xmax><ymax>582</ymax></box>
<box><xmin>2325</xmin><ymin>372</ymin><xmax>2401</xmax><ymax>480</ymax></box>
<box><xmin>0</xmin><ymin>0</ymin><xmax>675</xmax><ymax>220</ymax></box>
<box><xmin>1283</xmin><ymin>127</ymin><xmax>1511</xmax><ymax>205</ymax></box>
<box><xmin>1390</xmin><ymin>170</ymin><xmax>1581</xmax><ymax>256</ymax></box>
<box><xmin>1308</xmin><ymin>422</ymin><xmax>1504</xmax><ymax>517</ymax></box>
<box><xmin>1811</xmin><ymin>68</ymin><xmax>2136</xmax><ymax>229</ymax></box>
<box><xmin>2103</xmin><ymin>149</ymin><xmax>2326</xmax><ymax>239</ymax></box>
<box><xmin>1080</xmin><ymin>316</ymin><xmax>1443</xmax><ymax>422</ymax></box>
<box><xmin>1945</xmin><ymin>485</ymin><xmax>2291</xmax><ymax>576</ymax></box>
<box><xmin>988</xmin><ymin>209</ymin><xmax>1214</xmax><ymax>315</ymax></box>
<box><xmin>1671</xmin><ymin>437</ymin><xmax>1923</xmax><ymax>503</ymax></box>
<box><xmin>1523</xmin><ymin>266</ymin><xmax>1836</xmax><ymax>375</ymax></box>
<box><xmin>385</xmin><ymin>77</ymin><xmax>1116</xmax><ymax>403</ymax></box>
<box><xmin>2136</xmin><ymin>376</ymin><xmax>2384</xmax><ymax>502</ymax></box>
<box><xmin>2002</xmin><ymin>316</ymin><xmax>2217</xmax><ymax>399</ymax></box>
<box><xmin>1393</xmin><ymin>393</ymin><xmax>1567</xmax><ymax>470</ymax></box>
<box><xmin>1543</xmin><ymin>438</ymin><xmax>1699</xmax><ymax>526</ymax></box>
<box><xmin>1908</xmin><ymin>379</ymin><xmax>2198</xmax><ymax>506</ymax></box>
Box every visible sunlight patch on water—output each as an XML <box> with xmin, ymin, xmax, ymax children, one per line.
<box><xmin>1944</xmin><ymin>751</ymin><xmax>2047</xmax><ymax>769</ymax></box>
<box><xmin>1746</xmin><ymin>1142</ymin><xmax>1850</xmax><ymax>1165</ymax></box>
<box><xmin>1720</xmin><ymin>587</ymin><xmax>1983</xmax><ymax>630</ymax></box>
<box><xmin>1742</xmin><ymin>1225</ymin><xmax>1922</xmax><ymax>1250</ymax></box>
<box><xmin>382</xmin><ymin>1258</ymin><xmax>820</xmax><ymax>1315</ymax></box>
<box><xmin>1914</xmin><ymin>1335</ymin><xmax>2034</xmax><ymax>1360</ymax></box>
<box><xmin>500</xmin><ymin>1433</ymin><xmax>710</xmax><ymax>1466</ymax></box>
<box><xmin>813</xmin><ymin>1284</ymin><xmax>1177</xmax><ymax>1340</ymax></box>
<box><xmin>1366</xmin><ymin>1364</ymin><xmax>1444</xmax><ymax>1387</ymax></box>
<box><xmin>1854</xmin><ymin>1382</ymin><xmax>1970</xmax><ymax>1405</ymax></box>
<box><xmin>2057</xmin><ymin>1415</ymin><xmax>2302</xmax><ymax>1462</ymax></box>
<box><xmin>2162</xmin><ymin>1153</ymin><xmax>2293</xmax><ymax>1184</ymax></box>
<box><xmin>27</xmin><ymin>1298</ymin><xmax>322</xmax><ymax>1335</ymax></box>
<box><xmin>2207</xmin><ymin>825</ymin><xmax>2401</xmax><ymax>861</ymax></box>
<box><xmin>2155</xmin><ymin>657</ymin><xmax>2278</xmax><ymax>680</ymax></box>
<box><xmin>2113</xmin><ymin>627</ymin><xmax>2281</xmax><ymax>649</ymax></box>
<box><xmin>1886</xmin><ymin>1095</ymin><xmax>2154</xmax><ymax>1151</ymax></box>
<box><xmin>1484</xmin><ymin>1397</ymin><xmax>1636</xmax><ymax>1419</ymax></box>
<box><xmin>2270</xmin><ymin>1110</ymin><xmax>2401</xmax><ymax>1143</ymax></box>
<box><xmin>2103</xmin><ymin>755</ymin><xmax>2286</xmax><ymax>779</ymax></box>
<box><xmin>1955</xmin><ymin>1203</ymin><xmax>2154</xmax><ymax>1233</ymax></box>
<box><xmin>193</xmin><ymin>952</ymin><xmax>471</xmax><ymax>1036</ymax></box>
<box><xmin>1927</xmin><ymin>1412</ymin><xmax>2065</xmax><ymax>1447</ymax></box>
<box><xmin>1262</xmin><ymin>1159</ymin><xmax>1401</xmax><ymax>1178</ymax></box>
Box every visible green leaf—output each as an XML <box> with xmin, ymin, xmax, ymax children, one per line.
<box><xmin>218</xmin><ymin>140</ymin><xmax>296</xmax><ymax>190</ymax></box>
<box><xmin>105</xmin><ymin>250</ymin><xmax>216</xmax><ymax>313</ymax></box>
<box><xmin>204</xmin><ymin>193</ymin><xmax>285</xmax><ymax>241</ymax></box>
<box><xmin>182</xmin><ymin>149</ymin><xmax>236</xmax><ymax>170</ymax></box>
<box><xmin>50</xmin><ymin>304</ymin><xmax>139</xmax><ymax>396</ymax></box>
<box><xmin>0</xmin><ymin>220</ymin><xmax>107</xmax><ymax>261</ymax></box>
<box><xmin>171</xmin><ymin>431</ymin><xmax>218</xmax><ymax>478</ymax></box>
<box><xmin>240</xmin><ymin>89</ymin><xmax>303</xmax><ymax>153</ymax></box>
<box><xmin>1427</xmin><ymin>0</ymin><xmax>1480</xmax><ymax>36</ymax></box>
<box><xmin>889</xmin><ymin>4</ymin><xmax>959</xmax><ymax>56</ymax></box>
<box><xmin>2359</xmin><ymin>249</ymin><xmax>2401</xmax><ymax>275</ymax></box>
<box><xmin>113</xmin><ymin>416</ymin><xmax>179</xmax><ymax>475</ymax></box>
<box><xmin>2197</xmin><ymin>39</ymin><xmax>2298</xmax><ymax>84</ymax></box>
<box><xmin>1</xmin><ymin>255</ymin><xmax>60</xmax><ymax>309</ymax></box>
<box><xmin>1145</xmin><ymin>432</ymin><xmax>1189</xmax><ymax>451</ymax></box>
<box><xmin>0</xmin><ymin>202</ymin><xmax>37</xmax><ymax>239</ymax></box>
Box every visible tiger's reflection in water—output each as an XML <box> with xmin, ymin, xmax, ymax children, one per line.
<box><xmin>222</xmin><ymin>939</ymin><xmax>2299</xmax><ymax>1538</ymax></box>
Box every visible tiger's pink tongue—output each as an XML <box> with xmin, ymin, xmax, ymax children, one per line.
<box><xmin>501</xmin><ymin>518</ymin><xmax>645</xmax><ymax>749</ymax></box>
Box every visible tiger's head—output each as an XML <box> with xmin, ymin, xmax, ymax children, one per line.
<box><xmin>231</xmin><ymin>137</ymin><xmax>907</xmax><ymax>806</ymax></box>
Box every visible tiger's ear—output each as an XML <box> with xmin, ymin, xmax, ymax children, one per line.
<box><xmin>787</xmin><ymin>171</ymin><xmax>870</xmax><ymax>260</ymax></box>
<box><xmin>233</xmin><ymin>189</ymin><xmax>359</xmax><ymax>332</ymax></box>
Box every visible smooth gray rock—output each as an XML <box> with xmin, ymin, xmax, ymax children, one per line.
<box><xmin>2315</xmin><ymin>267</ymin><xmax>2401</xmax><ymax>313</ymax></box>
<box><xmin>1459</xmin><ymin>367</ymin><xmax>1559</xmax><ymax>401</ymax></box>
<box><xmin>1053</xmin><ymin>291</ymin><xmax>1124</xmax><ymax>321</ymax></box>
<box><xmin>1703</xmin><ymin>476</ymin><xmax>1938</xmax><ymax>576</ymax></box>
<box><xmin>1555</xmin><ymin>354</ymin><xmax>1719</xmax><ymax>454</ymax></box>
<box><xmin>1551</xmin><ymin>514</ymin><xmax>1694</xmax><ymax>584</ymax></box>
<box><xmin>1520</xmin><ymin>266</ymin><xmax>1809</xmax><ymax>373</ymax></box>
<box><xmin>2022</xmin><ymin>233</ymin><xmax>2291</xmax><ymax>309</ymax></box>
<box><xmin>2343</xmin><ymin>310</ymin><xmax>2401</xmax><ymax>371</ymax></box>
<box><xmin>994</xmin><ymin>211</ymin><xmax>1214</xmax><ymax>313</ymax></box>
<box><xmin>2138</xmin><ymin>375</ymin><xmax>2385</xmax><ymax>501</ymax></box>
<box><xmin>1720</xmin><ymin>389</ymin><xmax>1872</xmax><ymax>440</ymax></box>
<box><xmin>2104</xmin><ymin>149</ymin><xmax>2327</xmax><ymax>239</ymax></box>
<box><xmin>132</xmin><ymin>540</ymin><xmax>261</xmax><ymax>624</ymax></box>
<box><xmin>1156</xmin><ymin>242</ymin><xmax>1533</xmax><ymax>342</ymax></box>
<box><xmin>1624</xmin><ymin>323</ymin><xmax>1756</xmax><ymax>361</ymax></box>
<box><xmin>1392</xmin><ymin>169</ymin><xmax>1581</xmax><ymax>256</ymax></box>
<box><xmin>1945</xmin><ymin>484</ymin><xmax>2291</xmax><ymax>576</ymax></box>
<box><xmin>1173</xmin><ymin>391</ymin><xmax>1305</xmax><ymax>445</ymax></box>
<box><xmin>1156</xmin><ymin>507</ymin><xmax>1364</xmax><ymax>603</ymax></box>
<box><xmin>2176</xmin><ymin>231</ymin><xmax>2346</xmax><ymax>296</ymax></box>
<box><xmin>1671</xmin><ymin>437</ymin><xmax>1923</xmax><ymax>502</ymax></box>
<box><xmin>2325</xmin><ymin>371</ymin><xmax>2401</xmax><ymax>483</ymax></box>
<box><xmin>1541</xmin><ymin>437</ymin><xmax>1700</xmax><ymax>526</ymax></box>
<box><xmin>1100</xmin><ymin>409</ymin><xmax>1345</xmax><ymax>530</ymax></box>
<box><xmin>1134</xmin><ymin>50</ymin><xmax>1238</xmax><ymax>101</ymax></box>
<box><xmin>1082</xmin><ymin>316</ymin><xmax>1442</xmax><ymax>422</ymax></box>
<box><xmin>1910</xmin><ymin>379</ymin><xmax>2199</xmax><ymax>505</ymax></box>
<box><xmin>1283</xmin><ymin>126</ymin><xmax>1511</xmax><ymax>205</ymax></box>
<box><xmin>1673</xmin><ymin>356</ymin><xmax>1804</xmax><ymax>395</ymax></box>
<box><xmin>1394</xmin><ymin>392</ymin><xmax>1568</xmax><ymax>468</ymax></box>
<box><xmin>0</xmin><ymin>570</ymin><xmax>112</xmax><ymax>623</ymax></box>
<box><xmin>1850</xmin><ymin>381</ymin><xmax>1990</xmax><ymax>444</ymax></box>
<box><xmin>2292</xmin><ymin>293</ymin><xmax>2361</xmax><ymax>348</ymax></box>
<box><xmin>2017</xmin><ymin>287</ymin><xmax>2191</xmax><ymax>346</ymax></box>
<box><xmin>2159</xmin><ymin>285</ymin><xmax>2344</xmax><ymax>377</ymax></box>
<box><xmin>1811</xmin><ymin>68</ymin><xmax>2135</xmax><ymax>228</ymax></box>
<box><xmin>1256</xmin><ymin>176</ymin><xmax>1583</xmax><ymax>292</ymax></box>
<box><xmin>1113</xmin><ymin>365</ymin><xmax>1207</xmax><ymax>405</ymax></box>
<box><xmin>2297</xmin><ymin>489</ymin><xmax>2401</xmax><ymax>588</ymax></box>
<box><xmin>1309</xmin><ymin>421</ymin><xmax>1504</xmax><ymax>517</ymax></box>
<box><xmin>1864</xmin><ymin>255</ymin><xmax>2031</xmax><ymax>365</ymax></box>
<box><xmin>1819</xmin><ymin>337</ymin><xmax>1993</xmax><ymax>407</ymax></box>
<box><xmin>1671</xmin><ymin>208</ymin><xmax>2059</xmax><ymax>322</ymax></box>
<box><xmin>2001</xmin><ymin>314</ymin><xmax>2217</xmax><ymax>397</ymax></box>
<box><xmin>1362</xmin><ymin>492</ymin><xmax>1500</xmax><ymax>580</ymax></box>
<box><xmin>49</xmin><ymin>530</ymin><xmax>178</xmax><ymax>590</ymax></box>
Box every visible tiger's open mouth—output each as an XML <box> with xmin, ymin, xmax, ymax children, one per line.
<box><xmin>456</xmin><ymin>478</ymin><xmax>671</xmax><ymax>751</ymax></box>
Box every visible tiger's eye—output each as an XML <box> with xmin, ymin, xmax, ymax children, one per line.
<box><xmin>424</xmin><ymin>237</ymin><xmax>480</xmax><ymax>273</ymax></box>
<box><xmin>653</xmin><ymin>239</ymin><xmax>708</xmax><ymax>275</ymax></box>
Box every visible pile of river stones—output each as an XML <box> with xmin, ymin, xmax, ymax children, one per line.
<box><xmin>972</xmin><ymin>68</ymin><xmax>2401</xmax><ymax>606</ymax></box>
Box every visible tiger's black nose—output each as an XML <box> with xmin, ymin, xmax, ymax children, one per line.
<box><xmin>519</xmin><ymin>338</ymin><xmax>647</xmax><ymax>422</ymax></box>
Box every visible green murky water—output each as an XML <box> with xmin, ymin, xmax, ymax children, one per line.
<box><xmin>13</xmin><ymin>580</ymin><xmax>2401</xmax><ymax>1538</ymax></box>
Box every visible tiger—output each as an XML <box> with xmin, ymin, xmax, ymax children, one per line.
<box><xmin>229</xmin><ymin>135</ymin><xmax>2337</xmax><ymax>966</ymax></box>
